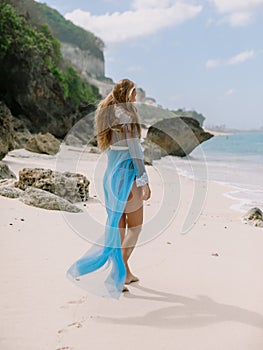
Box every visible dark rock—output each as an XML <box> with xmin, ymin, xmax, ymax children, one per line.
<box><xmin>142</xmin><ymin>139</ymin><xmax>167</xmax><ymax>165</ymax></box>
<box><xmin>243</xmin><ymin>207</ymin><xmax>263</xmax><ymax>227</ymax></box>
<box><xmin>20</xmin><ymin>187</ymin><xmax>82</xmax><ymax>212</ymax></box>
<box><xmin>0</xmin><ymin>102</ymin><xmax>15</xmax><ymax>160</ymax></box>
<box><xmin>146</xmin><ymin>117</ymin><xmax>214</xmax><ymax>158</ymax></box>
<box><xmin>0</xmin><ymin>162</ymin><xmax>16</xmax><ymax>179</ymax></box>
<box><xmin>89</xmin><ymin>147</ymin><xmax>100</xmax><ymax>154</ymax></box>
<box><xmin>0</xmin><ymin>45</ymin><xmax>79</xmax><ymax>138</ymax></box>
<box><xmin>25</xmin><ymin>133</ymin><xmax>60</xmax><ymax>155</ymax></box>
<box><xmin>15</xmin><ymin>130</ymin><xmax>32</xmax><ymax>149</ymax></box>
<box><xmin>64</xmin><ymin>134</ymin><xmax>83</xmax><ymax>147</ymax></box>
<box><xmin>15</xmin><ymin>168</ymin><xmax>90</xmax><ymax>203</ymax></box>
<box><xmin>0</xmin><ymin>37</ymin><xmax>93</xmax><ymax>139</ymax></box>
<box><xmin>64</xmin><ymin>111</ymin><xmax>96</xmax><ymax>146</ymax></box>
<box><xmin>11</xmin><ymin>116</ymin><xmax>33</xmax><ymax>149</ymax></box>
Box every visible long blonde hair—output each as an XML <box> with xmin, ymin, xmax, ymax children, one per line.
<box><xmin>95</xmin><ymin>78</ymin><xmax>141</xmax><ymax>151</ymax></box>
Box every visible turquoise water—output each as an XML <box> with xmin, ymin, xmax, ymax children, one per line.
<box><xmin>201</xmin><ymin>132</ymin><xmax>263</xmax><ymax>158</ymax></box>
<box><xmin>157</xmin><ymin>132</ymin><xmax>263</xmax><ymax>213</ymax></box>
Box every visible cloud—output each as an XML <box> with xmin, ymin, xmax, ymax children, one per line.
<box><xmin>132</xmin><ymin>0</ymin><xmax>172</xmax><ymax>9</ymax></box>
<box><xmin>210</xmin><ymin>0</ymin><xmax>263</xmax><ymax>14</ymax></box>
<box><xmin>227</xmin><ymin>50</ymin><xmax>255</xmax><ymax>65</ymax></box>
<box><xmin>206</xmin><ymin>59</ymin><xmax>221</xmax><ymax>69</ymax></box>
<box><xmin>227</xmin><ymin>12</ymin><xmax>252</xmax><ymax>26</ymax></box>
<box><xmin>206</xmin><ymin>50</ymin><xmax>256</xmax><ymax>68</ymax></box>
<box><xmin>65</xmin><ymin>1</ymin><xmax>202</xmax><ymax>44</ymax></box>
<box><xmin>209</xmin><ymin>0</ymin><xmax>263</xmax><ymax>26</ymax></box>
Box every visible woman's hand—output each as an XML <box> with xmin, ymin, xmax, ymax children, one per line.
<box><xmin>142</xmin><ymin>183</ymin><xmax>151</xmax><ymax>201</ymax></box>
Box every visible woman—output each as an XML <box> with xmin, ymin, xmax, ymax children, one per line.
<box><xmin>67</xmin><ymin>78</ymin><xmax>151</xmax><ymax>298</ymax></box>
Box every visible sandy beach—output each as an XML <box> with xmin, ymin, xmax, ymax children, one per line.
<box><xmin>1</xmin><ymin>146</ymin><xmax>263</xmax><ymax>350</ymax></box>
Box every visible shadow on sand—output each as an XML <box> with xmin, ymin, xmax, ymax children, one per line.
<box><xmin>97</xmin><ymin>284</ymin><xmax>263</xmax><ymax>329</ymax></box>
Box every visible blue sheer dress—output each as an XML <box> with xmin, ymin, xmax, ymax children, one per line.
<box><xmin>67</xmin><ymin>105</ymin><xmax>149</xmax><ymax>298</ymax></box>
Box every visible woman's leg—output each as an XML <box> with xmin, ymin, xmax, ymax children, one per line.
<box><xmin>118</xmin><ymin>212</ymin><xmax>126</xmax><ymax>244</ymax></box>
<box><xmin>122</xmin><ymin>181</ymin><xmax>143</xmax><ymax>284</ymax></box>
<box><xmin>118</xmin><ymin>213</ymin><xmax>129</xmax><ymax>292</ymax></box>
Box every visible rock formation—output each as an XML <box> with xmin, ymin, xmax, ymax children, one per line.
<box><xmin>142</xmin><ymin>140</ymin><xmax>166</xmax><ymax>165</ymax></box>
<box><xmin>145</xmin><ymin>117</ymin><xmax>214</xmax><ymax>159</ymax></box>
<box><xmin>20</xmin><ymin>187</ymin><xmax>82</xmax><ymax>212</ymax></box>
<box><xmin>11</xmin><ymin>116</ymin><xmax>33</xmax><ymax>149</ymax></box>
<box><xmin>0</xmin><ymin>46</ymin><xmax>78</xmax><ymax>138</ymax></box>
<box><xmin>15</xmin><ymin>168</ymin><xmax>90</xmax><ymax>203</ymax></box>
<box><xmin>0</xmin><ymin>2</ymin><xmax>98</xmax><ymax>140</ymax></box>
<box><xmin>0</xmin><ymin>186</ymin><xmax>23</xmax><ymax>199</ymax></box>
<box><xmin>243</xmin><ymin>207</ymin><xmax>263</xmax><ymax>228</ymax></box>
<box><xmin>0</xmin><ymin>102</ymin><xmax>15</xmax><ymax>160</ymax></box>
<box><xmin>61</xmin><ymin>42</ymin><xmax>104</xmax><ymax>79</ymax></box>
<box><xmin>25</xmin><ymin>133</ymin><xmax>60</xmax><ymax>155</ymax></box>
<box><xmin>0</xmin><ymin>165</ymin><xmax>86</xmax><ymax>212</ymax></box>
<box><xmin>64</xmin><ymin>111</ymin><xmax>96</xmax><ymax>146</ymax></box>
<box><xmin>0</xmin><ymin>162</ymin><xmax>16</xmax><ymax>179</ymax></box>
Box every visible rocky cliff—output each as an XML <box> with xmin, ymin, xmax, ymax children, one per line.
<box><xmin>34</xmin><ymin>2</ymin><xmax>108</xmax><ymax>89</ymax></box>
<box><xmin>0</xmin><ymin>102</ymin><xmax>15</xmax><ymax>160</ymax></box>
<box><xmin>0</xmin><ymin>1</ymin><xmax>101</xmax><ymax>140</ymax></box>
<box><xmin>61</xmin><ymin>42</ymin><xmax>104</xmax><ymax>79</ymax></box>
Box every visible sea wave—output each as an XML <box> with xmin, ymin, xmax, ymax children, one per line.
<box><xmin>154</xmin><ymin>132</ymin><xmax>263</xmax><ymax>213</ymax></box>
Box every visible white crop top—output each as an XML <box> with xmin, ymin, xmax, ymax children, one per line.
<box><xmin>109</xmin><ymin>106</ymin><xmax>149</xmax><ymax>187</ymax></box>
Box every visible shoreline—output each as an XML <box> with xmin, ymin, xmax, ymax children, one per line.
<box><xmin>204</xmin><ymin>128</ymin><xmax>233</xmax><ymax>136</ymax></box>
<box><xmin>1</xmin><ymin>147</ymin><xmax>263</xmax><ymax>350</ymax></box>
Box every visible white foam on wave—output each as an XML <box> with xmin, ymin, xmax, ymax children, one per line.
<box><xmin>155</xmin><ymin>149</ymin><xmax>263</xmax><ymax>214</ymax></box>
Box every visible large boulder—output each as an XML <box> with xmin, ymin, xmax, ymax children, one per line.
<box><xmin>0</xmin><ymin>102</ymin><xmax>15</xmax><ymax>160</ymax></box>
<box><xmin>15</xmin><ymin>168</ymin><xmax>90</xmax><ymax>203</ymax></box>
<box><xmin>25</xmin><ymin>133</ymin><xmax>60</xmax><ymax>155</ymax></box>
<box><xmin>146</xmin><ymin>117</ymin><xmax>214</xmax><ymax>158</ymax></box>
<box><xmin>142</xmin><ymin>139</ymin><xmax>167</xmax><ymax>165</ymax></box>
<box><xmin>20</xmin><ymin>187</ymin><xmax>82</xmax><ymax>212</ymax></box>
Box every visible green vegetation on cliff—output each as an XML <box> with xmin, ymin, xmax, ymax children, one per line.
<box><xmin>3</xmin><ymin>0</ymin><xmax>104</xmax><ymax>60</ymax></box>
<box><xmin>0</xmin><ymin>3</ymin><xmax>60</xmax><ymax>61</ymax></box>
<box><xmin>136</xmin><ymin>104</ymin><xmax>206</xmax><ymax>126</ymax></box>
<box><xmin>36</xmin><ymin>2</ymin><xmax>104</xmax><ymax>61</ymax></box>
<box><xmin>0</xmin><ymin>2</ymin><xmax>101</xmax><ymax>106</ymax></box>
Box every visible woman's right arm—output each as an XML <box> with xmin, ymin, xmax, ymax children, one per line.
<box><xmin>115</xmin><ymin>106</ymin><xmax>151</xmax><ymax>199</ymax></box>
<box><xmin>124</xmin><ymin>124</ymin><xmax>151</xmax><ymax>200</ymax></box>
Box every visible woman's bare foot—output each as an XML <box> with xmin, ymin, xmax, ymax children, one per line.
<box><xmin>125</xmin><ymin>273</ymin><xmax>139</xmax><ymax>284</ymax></box>
<box><xmin>122</xmin><ymin>286</ymin><xmax>129</xmax><ymax>292</ymax></box>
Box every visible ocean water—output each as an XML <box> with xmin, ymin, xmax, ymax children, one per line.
<box><xmin>155</xmin><ymin>132</ymin><xmax>263</xmax><ymax>213</ymax></box>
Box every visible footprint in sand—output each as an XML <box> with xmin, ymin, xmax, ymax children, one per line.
<box><xmin>60</xmin><ymin>296</ymin><xmax>86</xmax><ymax>309</ymax></box>
<box><xmin>67</xmin><ymin>296</ymin><xmax>86</xmax><ymax>304</ymax></box>
<box><xmin>57</xmin><ymin>321</ymin><xmax>83</xmax><ymax>334</ymax></box>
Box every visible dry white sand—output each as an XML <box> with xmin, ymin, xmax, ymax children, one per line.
<box><xmin>1</xmin><ymin>146</ymin><xmax>263</xmax><ymax>350</ymax></box>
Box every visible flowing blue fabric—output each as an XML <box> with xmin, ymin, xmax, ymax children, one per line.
<box><xmin>67</xmin><ymin>149</ymin><xmax>136</xmax><ymax>299</ymax></box>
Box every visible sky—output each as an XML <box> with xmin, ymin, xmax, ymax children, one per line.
<box><xmin>36</xmin><ymin>0</ymin><xmax>263</xmax><ymax>129</ymax></box>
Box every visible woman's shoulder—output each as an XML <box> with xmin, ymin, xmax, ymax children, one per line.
<box><xmin>115</xmin><ymin>105</ymin><xmax>130</xmax><ymax>124</ymax></box>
